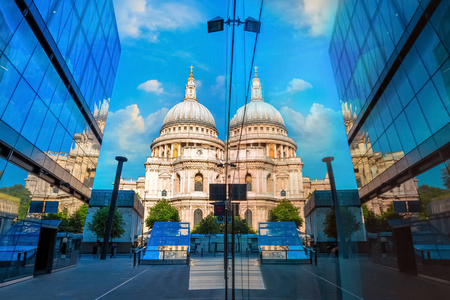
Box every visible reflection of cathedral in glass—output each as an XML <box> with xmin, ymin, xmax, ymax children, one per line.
<box><xmin>0</xmin><ymin>0</ymin><xmax>120</xmax><ymax>217</ymax></box>
<box><xmin>119</xmin><ymin>68</ymin><xmax>330</xmax><ymax>230</ymax></box>
<box><xmin>330</xmin><ymin>0</ymin><xmax>450</xmax><ymax>212</ymax></box>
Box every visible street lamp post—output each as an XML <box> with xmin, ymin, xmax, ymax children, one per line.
<box><xmin>100</xmin><ymin>156</ymin><xmax>127</xmax><ymax>260</ymax></box>
<box><xmin>322</xmin><ymin>156</ymin><xmax>342</xmax><ymax>300</ymax></box>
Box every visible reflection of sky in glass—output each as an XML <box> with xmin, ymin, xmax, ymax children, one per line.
<box><xmin>416</xmin><ymin>162</ymin><xmax>449</xmax><ymax>189</ymax></box>
<box><xmin>0</xmin><ymin>159</ymin><xmax>29</xmax><ymax>188</ymax></box>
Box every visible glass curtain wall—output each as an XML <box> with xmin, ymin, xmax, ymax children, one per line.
<box><xmin>330</xmin><ymin>0</ymin><xmax>450</xmax><ymax>286</ymax></box>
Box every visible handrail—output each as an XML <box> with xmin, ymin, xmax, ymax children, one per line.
<box><xmin>133</xmin><ymin>246</ymin><xmax>146</xmax><ymax>266</ymax></box>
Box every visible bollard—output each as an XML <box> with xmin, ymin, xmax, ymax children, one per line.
<box><xmin>310</xmin><ymin>250</ymin><xmax>313</xmax><ymax>264</ymax></box>
<box><xmin>134</xmin><ymin>251</ymin><xmax>137</xmax><ymax>266</ymax></box>
<box><xmin>314</xmin><ymin>251</ymin><xmax>318</xmax><ymax>266</ymax></box>
<box><xmin>138</xmin><ymin>251</ymin><xmax>141</xmax><ymax>265</ymax></box>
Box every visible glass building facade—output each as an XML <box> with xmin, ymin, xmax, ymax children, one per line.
<box><xmin>330</xmin><ymin>0</ymin><xmax>450</xmax><ymax>281</ymax></box>
<box><xmin>0</xmin><ymin>0</ymin><xmax>120</xmax><ymax>202</ymax></box>
<box><xmin>0</xmin><ymin>0</ymin><xmax>120</xmax><ymax>284</ymax></box>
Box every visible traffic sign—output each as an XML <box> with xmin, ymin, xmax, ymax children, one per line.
<box><xmin>216</xmin><ymin>216</ymin><xmax>225</xmax><ymax>223</ymax></box>
<box><xmin>214</xmin><ymin>203</ymin><xmax>226</xmax><ymax>216</ymax></box>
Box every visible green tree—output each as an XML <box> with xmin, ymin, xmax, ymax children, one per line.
<box><xmin>226</xmin><ymin>217</ymin><xmax>257</xmax><ymax>234</ymax></box>
<box><xmin>43</xmin><ymin>211</ymin><xmax>69</xmax><ymax>231</ymax></box>
<box><xmin>442</xmin><ymin>167</ymin><xmax>450</xmax><ymax>189</ymax></box>
<box><xmin>87</xmin><ymin>205</ymin><xmax>126</xmax><ymax>240</ymax></box>
<box><xmin>362</xmin><ymin>203</ymin><xmax>403</xmax><ymax>233</ymax></box>
<box><xmin>192</xmin><ymin>213</ymin><xmax>222</xmax><ymax>234</ymax></box>
<box><xmin>146</xmin><ymin>199</ymin><xmax>180</xmax><ymax>229</ymax></box>
<box><xmin>362</xmin><ymin>204</ymin><xmax>379</xmax><ymax>233</ymax></box>
<box><xmin>269</xmin><ymin>199</ymin><xmax>303</xmax><ymax>228</ymax></box>
<box><xmin>417</xmin><ymin>185</ymin><xmax>450</xmax><ymax>218</ymax></box>
<box><xmin>323</xmin><ymin>206</ymin><xmax>361</xmax><ymax>240</ymax></box>
<box><xmin>68</xmin><ymin>204</ymin><xmax>88</xmax><ymax>234</ymax></box>
<box><xmin>0</xmin><ymin>184</ymin><xmax>31</xmax><ymax>219</ymax></box>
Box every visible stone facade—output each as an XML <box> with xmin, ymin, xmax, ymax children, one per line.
<box><xmin>119</xmin><ymin>68</ymin><xmax>330</xmax><ymax>231</ymax></box>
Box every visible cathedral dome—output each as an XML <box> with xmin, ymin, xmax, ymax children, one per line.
<box><xmin>163</xmin><ymin>100</ymin><xmax>216</xmax><ymax>128</ymax></box>
<box><xmin>230</xmin><ymin>100</ymin><xmax>285</xmax><ymax>128</ymax></box>
<box><xmin>230</xmin><ymin>70</ymin><xmax>285</xmax><ymax>129</ymax></box>
<box><xmin>162</xmin><ymin>67</ymin><xmax>216</xmax><ymax>129</ymax></box>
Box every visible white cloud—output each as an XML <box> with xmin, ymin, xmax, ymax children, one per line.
<box><xmin>287</xmin><ymin>78</ymin><xmax>313</xmax><ymax>93</ymax></box>
<box><xmin>280</xmin><ymin>103</ymin><xmax>357</xmax><ymax>189</ymax></box>
<box><xmin>102</xmin><ymin>105</ymin><xmax>168</xmax><ymax>163</ymax></box>
<box><xmin>281</xmin><ymin>103</ymin><xmax>342</xmax><ymax>155</ymax></box>
<box><xmin>138</xmin><ymin>79</ymin><xmax>164</xmax><ymax>94</ymax></box>
<box><xmin>211</xmin><ymin>75</ymin><xmax>225</xmax><ymax>98</ymax></box>
<box><xmin>113</xmin><ymin>0</ymin><xmax>204</xmax><ymax>41</ymax></box>
<box><xmin>267</xmin><ymin>0</ymin><xmax>338</xmax><ymax>37</ymax></box>
<box><xmin>212</xmin><ymin>75</ymin><xmax>225</xmax><ymax>91</ymax></box>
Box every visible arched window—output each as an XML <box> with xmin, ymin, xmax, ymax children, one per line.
<box><xmin>162</xmin><ymin>190</ymin><xmax>167</xmax><ymax>197</ymax></box>
<box><xmin>245</xmin><ymin>209</ymin><xmax>253</xmax><ymax>228</ymax></box>
<box><xmin>269</xmin><ymin>147</ymin><xmax>275</xmax><ymax>158</ymax></box>
<box><xmin>194</xmin><ymin>173</ymin><xmax>203</xmax><ymax>191</ymax></box>
<box><xmin>194</xmin><ymin>209</ymin><xmax>203</xmax><ymax>227</ymax></box>
<box><xmin>246</xmin><ymin>174</ymin><xmax>252</xmax><ymax>191</ymax></box>
<box><xmin>173</xmin><ymin>147</ymin><xmax>178</xmax><ymax>158</ymax></box>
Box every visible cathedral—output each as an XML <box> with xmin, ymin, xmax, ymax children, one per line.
<box><xmin>119</xmin><ymin>67</ymin><xmax>330</xmax><ymax>231</ymax></box>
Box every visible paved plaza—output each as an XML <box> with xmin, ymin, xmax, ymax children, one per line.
<box><xmin>0</xmin><ymin>253</ymin><xmax>449</xmax><ymax>299</ymax></box>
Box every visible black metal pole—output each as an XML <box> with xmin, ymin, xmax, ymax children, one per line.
<box><xmin>232</xmin><ymin>205</ymin><xmax>235</xmax><ymax>299</ymax></box>
<box><xmin>224</xmin><ymin>208</ymin><xmax>228</xmax><ymax>299</ymax></box>
<box><xmin>322</xmin><ymin>157</ymin><xmax>342</xmax><ymax>300</ymax></box>
<box><xmin>100</xmin><ymin>156</ymin><xmax>127</xmax><ymax>260</ymax></box>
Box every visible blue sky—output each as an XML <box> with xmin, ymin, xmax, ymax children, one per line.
<box><xmin>93</xmin><ymin>0</ymin><xmax>358</xmax><ymax>190</ymax></box>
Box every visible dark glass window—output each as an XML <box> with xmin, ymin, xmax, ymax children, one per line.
<box><xmin>193</xmin><ymin>209</ymin><xmax>202</xmax><ymax>227</ymax></box>
<box><xmin>194</xmin><ymin>173</ymin><xmax>203</xmax><ymax>192</ymax></box>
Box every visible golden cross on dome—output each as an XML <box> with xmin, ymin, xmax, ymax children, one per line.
<box><xmin>254</xmin><ymin>66</ymin><xmax>259</xmax><ymax>77</ymax></box>
<box><xmin>189</xmin><ymin>65</ymin><xmax>194</xmax><ymax>77</ymax></box>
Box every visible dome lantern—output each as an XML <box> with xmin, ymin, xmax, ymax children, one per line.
<box><xmin>162</xmin><ymin>66</ymin><xmax>216</xmax><ymax>130</ymax></box>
